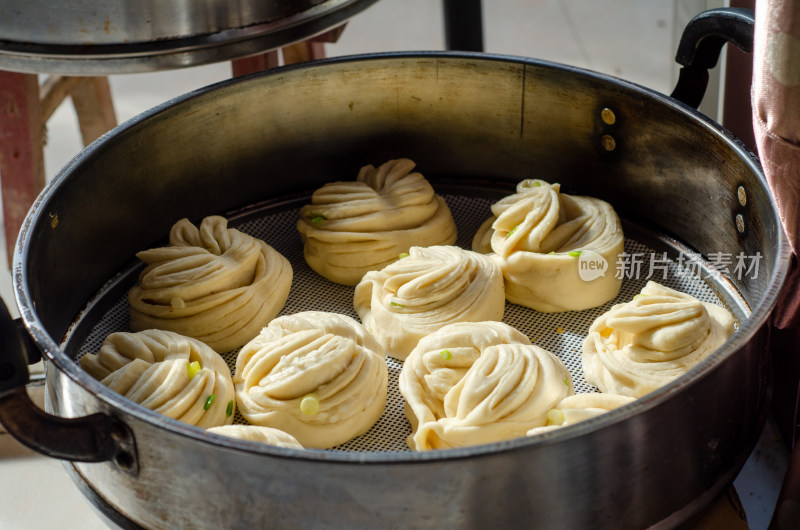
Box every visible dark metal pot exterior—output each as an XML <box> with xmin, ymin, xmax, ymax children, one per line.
<box><xmin>13</xmin><ymin>53</ymin><xmax>790</xmax><ymax>529</ymax></box>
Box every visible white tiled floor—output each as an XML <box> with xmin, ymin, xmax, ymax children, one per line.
<box><xmin>0</xmin><ymin>1</ymin><xmax>786</xmax><ymax>529</ymax></box>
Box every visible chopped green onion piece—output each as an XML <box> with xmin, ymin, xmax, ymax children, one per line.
<box><xmin>568</xmin><ymin>250</ymin><xmax>582</xmax><ymax>258</ymax></box>
<box><xmin>547</xmin><ymin>251</ymin><xmax>556</xmax><ymax>255</ymax></box>
<box><xmin>226</xmin><ymin>400</ymin><xmax>234</xmax><ymax>418</ymax></box>
<box><xmin>506</xmin><ymin>225</ymin><xmax>519</xmax><ymax>237</ymax></box>
<box><xmin>187</xmin><ymin>361</ymin><xmax>201</xmax><ymax>380</ymax></box>
<box><xmin>399</xmin><ymin>252</ymin><xmax>409</xmax><ymax>259</ymax></box>
<box><xmin>203</xmin><ymin>394</ymin><xmax>216</xmax><ymax>411</ymax></box>
<box><xmin>563</xmin><ymin>378</ymin><xmax>570</xmax><ymax>387</ymax></box>
<box><xmin>390</xmin><ymin>301</ymin><xmax>404</xmax><ymax>307</ymax></box>
<box><xmin>440</xmin><ymin>350</ymin><xmax>452</xmax><ymax>360</ymax></box>
<box><xmin>522</xmin><ymin>181</ymin><xmax>542</xmax><ymax>188</ymax></box>
<box><xmin>311</xmin><ymin>215</ymin><xmax>326</xmax><ymax>224</ymax></box>
<box><xmin>300</xmin><ymin>394</ymin><xmax>319</xmax><ymax>416</ymax></box>
<box><xmin>546</xmin><ymin>409</ymin><xmax>565</xmax><ymax>426</ymax></box>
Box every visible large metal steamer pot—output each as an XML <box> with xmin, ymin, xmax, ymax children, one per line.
<box><xmin>0</xmin><ymin>0</ymin><xmax>380</xmax><ymax>74</ymax></box>
<box><xmin>0</xmin><ymin>9</ymin><xmax>790</xmax><ymax>530</ymax></box>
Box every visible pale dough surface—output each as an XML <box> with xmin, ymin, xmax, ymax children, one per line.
<box><xmin>297</xmin><ymin>159</ymin><xmax>457</xmax><ymax>286</ymax></box>
<box><xmin>399</xmin><ymin>321</ymin><xmax>573</xmax><ymax>450</ymax></box>
<box><xmin>354</xmin><ymin>245</ymin><xmax>505</xmax><ymax>360</ymax></box>
<box><xmin>582</xmin><ymin>281</ymin><xmax>736</xmax><ymax>398</ymax></box>
<box><xmin>472</xmin><ymin>179</ymin><xmax>624</xmax><ymax>312</ymax></box>
<box><xmin>234</xmin><ymin>311</ymin><xmax>388</xmax><ymax>449</ymax></box>
<box><xmin>206</xmin><ymin>425</ymin><xmax>304</xmax><ymax>449</ymax></box>
<box><xmin>129</xmin><ymin>215</ymin><xmax>292</xmax><ymax>353</ymax></box>
<box><xmin>80</xmin><ymin>329</ymin><xmax>235</xmax><ymax>428</ymax></box>
<box><xmin>526</xmin><ymin>393</ymin><xmax>635</xmax><ymax>436</ymax></box>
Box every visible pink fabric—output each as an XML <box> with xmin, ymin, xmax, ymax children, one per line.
<box><xmin>753</xmin><ymin>0</ymin><xmax>800</xmax><ymax>328</ymax></box>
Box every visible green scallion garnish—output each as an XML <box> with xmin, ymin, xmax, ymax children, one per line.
<box><xmin>226</xmin><ymin>400</ymin><xmax>234</xmax><ymax>418</ymax></box>
<box><xmin>187</xmin><ymin>361</ymin><xmax>201</xmax><ymax>380</ymax></box>
<box><xmin>203</xmin><ymin>394</ymin><xmax>216</xmax><ymax>411</ymax></box>
<box><xmin>546</xmin><ymin>408</ymin><xmax>565</xmax><ymax>426</ymax></box>
<box><xmin>399</xmin><ymin>252</ymin><xmax>410</xmax><ymax>259</ymax></box>
<box><xmin>506</xmin><ymin>225</ymin><xmax>519</xmax><ymax>237</ymax></box>
<box><xmin>440</xmin><ymin>350</ymin><xmax>452</xmax><ymax>360</ymax></box>
<box><xmin>568</xmin><ymin>250</ymin><xmax>582</xmax><ymax>258</ymax></box>
<box><xmin>390</xmin><ymin>301</ymin><xmax>404</xmax><ymax>307</ymax></box>
<box><xmin>563</xmin><ymin>378</ymin><xmax>570</xmax><ymax>387</ymax></box>
<box><xmin>300</xmin><ymin>394</ymin><xmax>319</xmax><ymax>416</ymax></box>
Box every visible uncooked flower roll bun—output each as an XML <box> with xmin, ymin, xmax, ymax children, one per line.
<box><xmin>80</xmin><ymin>329</ymin><xmax>235</xmax><ymax>428</ymax></box>
<box><xmin>128</xmin><ymin>215</ymin><xmax>292</xmax><ymax>353</ymax></box>
<box><xmin>472</xmin><ymin>179</ymin><xmax>624</xmax><ymax>312</ymax></box>
<box><xmin>206</xmin><ymin>425</ymin><xmax>304</xmax><ymax>449</ymax></box>
<box><xmin>582</xmin><ymin>281</ymin><xmax>736</xmax><ymax>398</ymax></box>
<box><xmin>526</xmin><ymin>393</ymin><xmax>635</xmax><ymax>436</ymax></box>
<box><xmin>399</xmin><ymin>321</ymin><xmax>573</xmax><ymax>450</ymax></box>
<box><xmin>297</xmin><ymin>158</ymin><xmax>457</xmax><ymax>285</ymax></box>
<box><xmin>354</xmin><ymin>245</ymin><xmax>505</xmax><ymax>360</ymax></box>
<box><xmin>234</xmin><ymin>311</ymin><xmax>388</xmax><ymax>449</ymax></box>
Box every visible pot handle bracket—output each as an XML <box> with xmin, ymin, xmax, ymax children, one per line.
<box><xmin>0</xmin><ymin>300</ymin><xmax>138</xmax><ymax>476</ymax></box>
<box><xmin>670</xmin><ymin>7</ymin><xmax>754</xmax><ymax>109</ymax></box>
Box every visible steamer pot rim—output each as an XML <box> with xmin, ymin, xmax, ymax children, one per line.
<box><xmin>12</xmin><ymin>51</ymin><xmax>791</xmax><ymax>464</ymax></box>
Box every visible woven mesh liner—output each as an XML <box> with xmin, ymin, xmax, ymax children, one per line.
<box><xmin>71</xmin><ymin>194</ymin><xmax>738</xmax><ymax>453</ymax></box>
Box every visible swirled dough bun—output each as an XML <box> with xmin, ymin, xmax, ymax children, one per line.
<box><xmin>128</xmin><ymin>215</ymin><xmax>292</xmax><ymax>353</ymax></box>
<box><xmin>234</xmin><ymin>311</ymin><xmax>388</xmax><ymax>449</ymax></box>
<box><xmin>297</xmin><ymin>158</ymin><xmax>457</xmax><ymax>286</ymax></box>
<box><xmin>354</xmin><ymin>245</ymin><xmax>505</xmax><ymax>360</ymax></box>
<box><xmin>526</xmin><ymin>393</ymin><xmax>635</xmax><ymax>436</ymax></box>
<box><xmin>80</xmin><ymin>329</ymin><xmax>235</xmax><ymax>428</ymax></box>
<box><xmin>206</xmin><ymin>425</ymin><xmax>304</xmax><ymax>449</ymax></box>
<box><xmin>399</xmin><ymin>321</ymin><xmax>573</xmax><ymax>450</ymax></box>
<box><xmin>582</xmin><ymin>281</ymin><xmax>736</xmax><ymax>398</ymax></box>
<box><xmin>472</xmin><ymin>179</ymin><xmax>624</xmax><ymax>312</ymax></box>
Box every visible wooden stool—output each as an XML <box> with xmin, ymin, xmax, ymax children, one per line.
<box><xmin>0</xmin><ymin>73</ymin><xmax>116</xmax><ymax>264</ymax></box>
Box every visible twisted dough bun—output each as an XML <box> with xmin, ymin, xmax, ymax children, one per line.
<box><xmin>354</xmin><ymin>245</ymin><xmax>505</xmax><ymax>360</ymax></box>
<box><xmin>80</xmin><ymin>329</ymin><xmax>235</xmax><ymax>428</ymax></box>
<box><xmin>472</xmin><ymin>179</ymin><xmax>624</xmax><ymax>312</ymax></box>
<box><xmin>233</xmin><ymin>311</ymin><xmax>388</xmax><ymax>449</ymax></box>
<box><xmin>582</xmin><ymin>281</ymin><xmax>736</xmax><ymax>398</ymax></box>
<box><xmin>526</xmin><ymin>393</ymin><xmax>635</xmax><ymax>436</ymax></box>
<box><xmin>206</xmin><ymin>425</ymin><xmax>303</xmax><ymax>449</ymax></box>
<box><xmin>297</xmin><ymin>158</ymin><xmax>457</xmax><ymax>286</ymax></box>
<box><xmin>128</xmin><ymin>215</ymin><xmax>292</xmax><ymax>353</ymax></box>
<box><xmin>399</xmin><ymin>321</ymin><xmax>573</xmax><ymax>450</ymax></box>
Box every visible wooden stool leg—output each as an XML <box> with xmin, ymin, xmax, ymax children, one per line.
<box><xmin>281</xmin><ymin>41</ymin><xmax>328</xmax><ymax>65</ymax></box>
<box><xmin>0</xmin><ymin>71</ymin><xmax>45</xmax><ymax>264</ymax></box>
<box><xmin>70</xmin><ymin>77</ymin><xmax>117</xmax><ymax>145</ymax></box>
<box><xmin>231</xmin><ymin>51</ymin><xmax>280</xmax><ymax>77</ymax></box>
<box><xmin>230</xmin><ymin>25</ymin><xmax>348</xmax><ymax>76</ymax></box>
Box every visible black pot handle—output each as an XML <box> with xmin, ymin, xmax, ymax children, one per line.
<box><xmin>670</xmin><ymin>7</ymin><xmax>754</xmax><ymax>109</ymax></box>
<box><xmin>0</xmin><ymin>298</ymin><xmax>137</xmax><ymax>473</ymax></box>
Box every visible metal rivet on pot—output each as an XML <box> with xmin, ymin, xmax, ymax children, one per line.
<box><xmin>601</xmin><ymin>134</ymin><xmax>616</xmax><ymax>151</ymax></box>
<box><xmin>601</xmin><ymin>108</ymin><xmax>616</xmax><ymax>125</ymax></box>
<box><xmin>736</xmin><ymin>214</ymin><xmax>745</xmax><ymax>233</ymax></box>
<box><xmin>737</xmin><ymin>186</ymin><xmax>747</xmax><ymax>206</ymax></box>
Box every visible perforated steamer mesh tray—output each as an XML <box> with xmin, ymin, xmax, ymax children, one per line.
<box><xmin>64</xmin><ymin>192</ymin><xmax>750</xmax><ymax>453</ymax></box>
